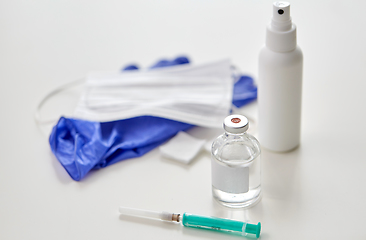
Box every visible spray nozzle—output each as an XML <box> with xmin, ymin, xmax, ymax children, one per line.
<box><xmin>271</xmin><ymin>1</ymin><xmax>292</xmax><ymax>31</ymax></box>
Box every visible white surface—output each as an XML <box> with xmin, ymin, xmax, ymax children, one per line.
<box><xmin>1</xmin><ymin>0</ymin><xmax>366</xmax><ymax>240</ymax></box>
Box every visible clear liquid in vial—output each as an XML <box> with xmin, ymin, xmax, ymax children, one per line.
<box><xmin>211</xmin><ymin>137</ymin><xmax>262</xmax><ymax>208</ymax></box>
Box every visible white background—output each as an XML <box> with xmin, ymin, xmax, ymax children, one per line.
<box><xmin>1</xmin><ymin>0</ymin><xmax>366</xmax><ymax>239</ymax></box>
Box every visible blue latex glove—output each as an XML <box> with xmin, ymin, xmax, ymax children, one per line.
<box><xmin>50</xmin><ymin>56</ymin><xmax>257</xmax><ymax>181</ymax></box>
<box><xmin>232</xmin><ymin>76</ymin><xmax>257</xmax><ymax>108</ymax></box>
<box><xmin>149</xmin><ymin>56</ymin><xmax>189</xmax><ymax>68</ymax></box>
<box><xmin>50</xmin><ymin>116</ymin><xmax>192</xmax><ymax>181</ymax></box>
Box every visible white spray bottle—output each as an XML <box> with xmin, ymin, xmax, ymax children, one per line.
<box><xmin>258</xmin><ymin>1</ymin><xmax>303</xmax><ymax>152</ymax></box>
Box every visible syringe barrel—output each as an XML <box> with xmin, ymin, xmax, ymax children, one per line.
<box><xmin>181</xmin><ymin>213</ymin><xmax>261</xmax><ymax>238</ymax></box>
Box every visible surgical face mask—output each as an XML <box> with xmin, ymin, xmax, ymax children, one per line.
<box><xmin>38</xmin><ymin>56</ymin><xmax>257</xmax><ymax>181</ymax></box>
<box><xmin>73</xmin><ymin>59</ymin><xmax>233</xmax><ymax>128</ymax></box>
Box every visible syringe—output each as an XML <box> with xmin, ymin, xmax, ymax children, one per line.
<box><xmin>119</xmin><ymin>206</ymin><xmax>261</xmax><ymax>238</ymax></box>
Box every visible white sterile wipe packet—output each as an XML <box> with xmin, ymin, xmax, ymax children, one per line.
<box><xmin>74</xmin><ymin>59</ymin><xmax>233</xmax><ymax>128</ymax></box>
<box><xmin>159</xmin><ymin>131</ymin><xmax>206</xmax><ymax>164</ymax></box>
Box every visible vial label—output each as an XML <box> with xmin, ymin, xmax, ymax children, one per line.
<box><xmin>211</xmin><ymin>157</ymin><xmax>249</xmax><ymax>194</ymax></box>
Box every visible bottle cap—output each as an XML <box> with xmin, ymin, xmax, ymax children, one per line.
<box><xmin>223</xmin><ymin>115</ymin><xmax>249</xmax><ymax>134</ymax></box>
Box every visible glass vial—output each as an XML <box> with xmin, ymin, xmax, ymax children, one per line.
<box><xmin>211</xmin><ymin>115</ymin><xmax>261</xmax><ymax>208</ymax></box>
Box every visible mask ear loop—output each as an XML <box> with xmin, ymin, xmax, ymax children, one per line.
<box><xmin>34</xmin><ymin>78</ymin><xmax>85</xmax><ymax>125</ymax></box>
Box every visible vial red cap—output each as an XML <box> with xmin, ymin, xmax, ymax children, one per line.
<box><xmin>223</xmin><ymin>115</ymin><xmax>249</xmax><ymax>134</ymax></box>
